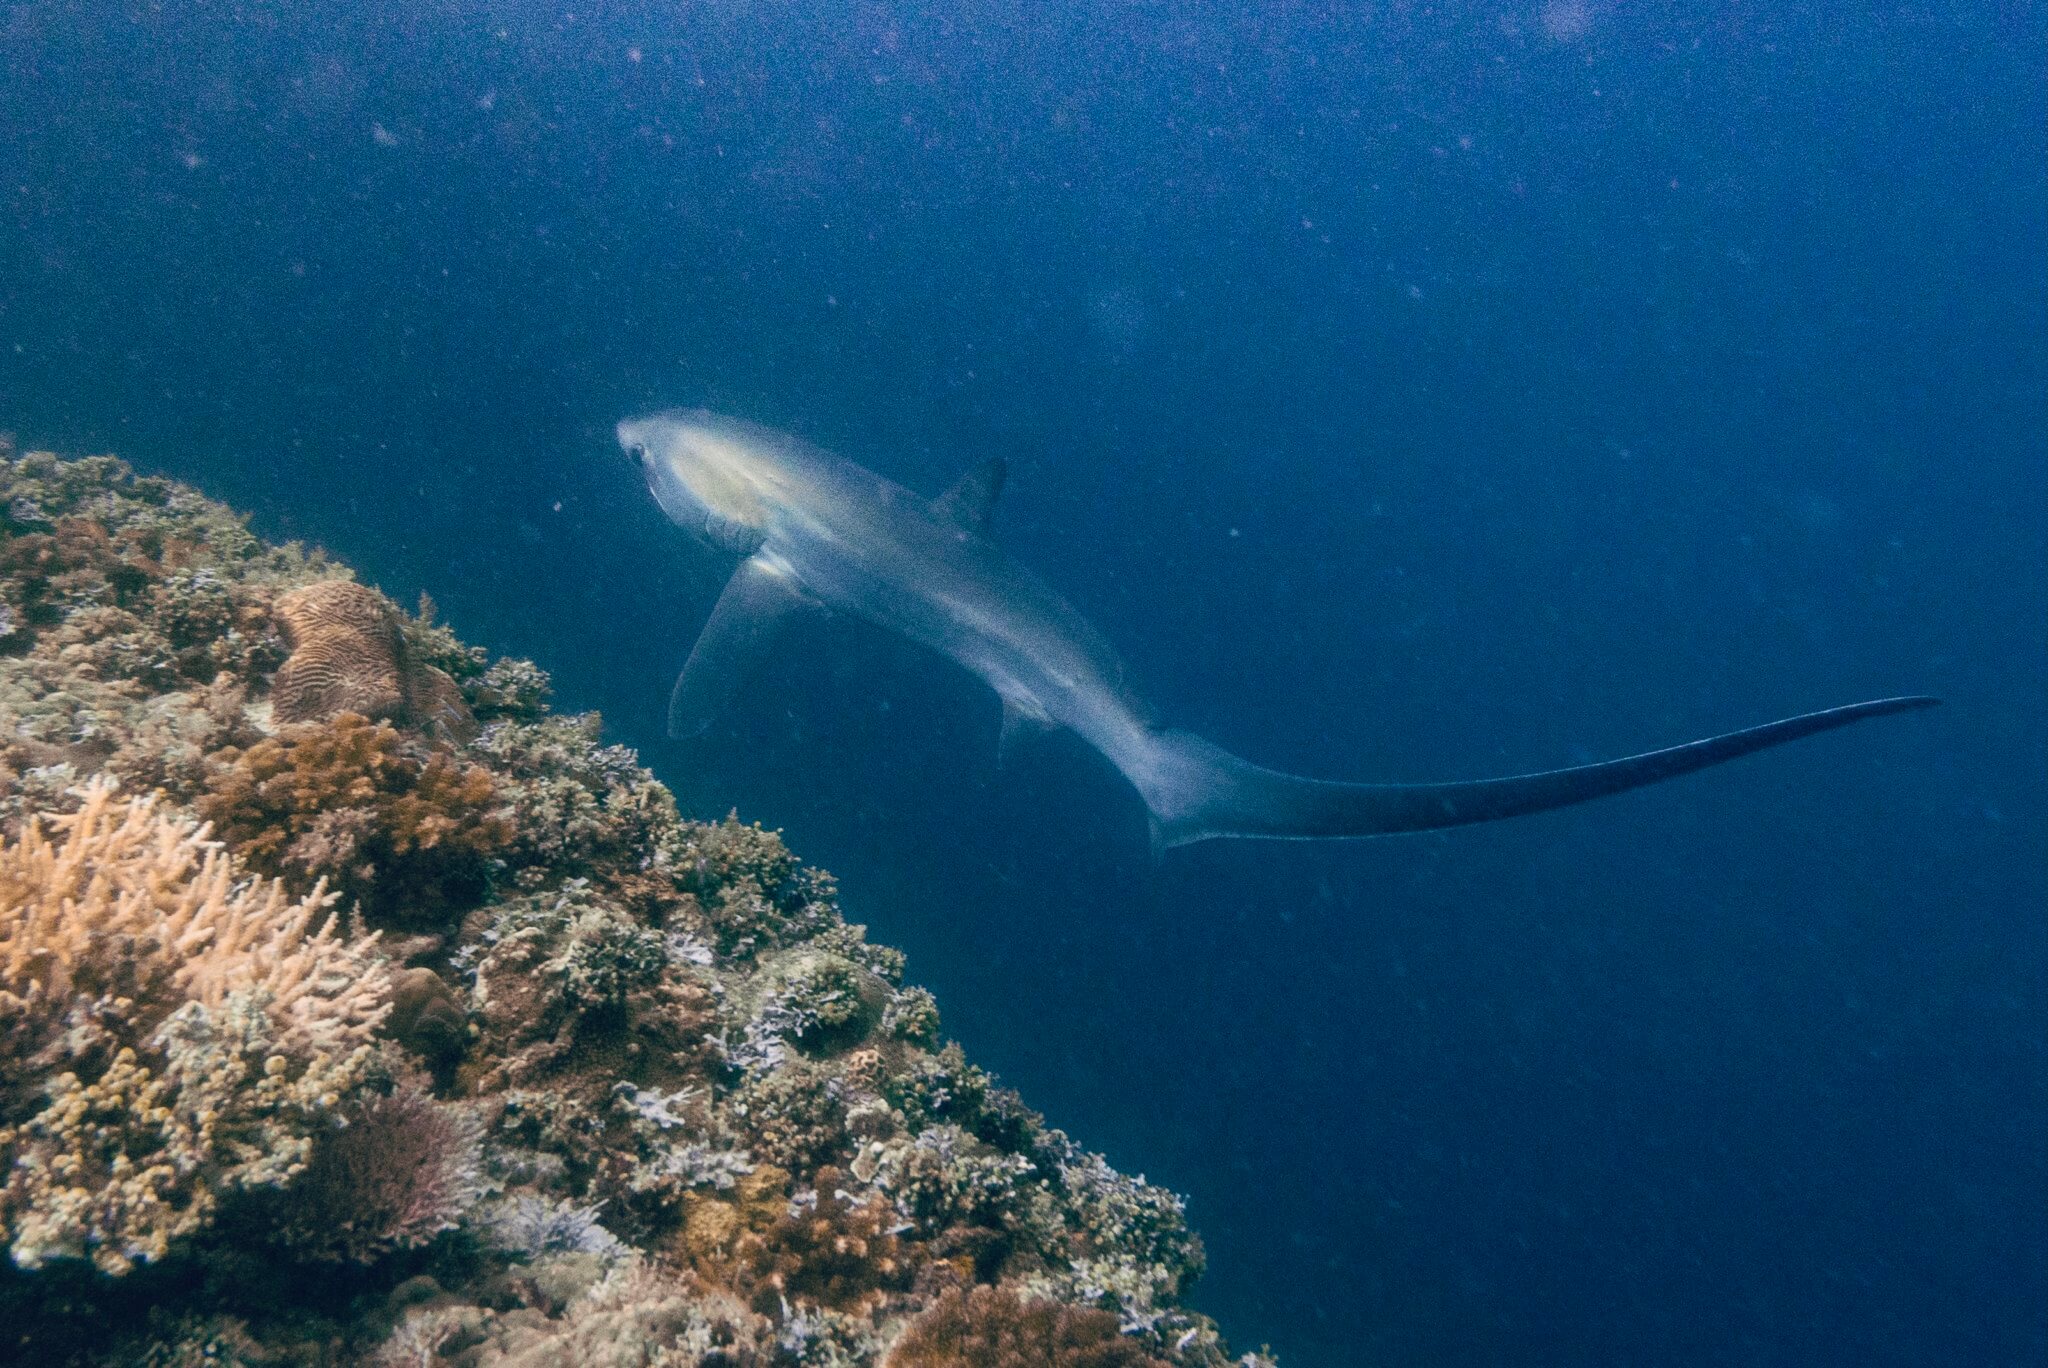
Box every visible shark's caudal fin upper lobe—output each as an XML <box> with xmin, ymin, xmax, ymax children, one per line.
<box><xmin>1133</xmin><ymin>696</ymin><xmax>1939</xmax><ymax>848</ymax></box>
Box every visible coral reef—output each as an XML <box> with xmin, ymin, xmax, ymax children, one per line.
<box><xmin>198</xmin><ymin>712</ymin><xmax>512</xmax><ymax>926</ymax></box>
<box><xmin>0</xmin><ymin>781</ymin><xmax>390</xmax><ymax>1274</ymax></box>
<box><xmin>272</xmin><ymin>1070</ymin><xmax>488</xmax><ymax>1263</ymax></box>
<box><xmin>0</xmin><ymin>447</ymin><xmax>1272</xmax><ymax>1366</ymax></box>
<box><xmin>884</xmin><ymin>1285</ymin><xmax>1169</xmax><ymax>1368</ymax></box>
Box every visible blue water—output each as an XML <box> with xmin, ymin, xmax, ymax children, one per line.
<box><xmin>5</xmin><ymin>3</ymin><xmax>2043</xmax><ymax>1363</ymax></box>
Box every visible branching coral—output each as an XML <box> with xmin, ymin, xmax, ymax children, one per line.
<box><xmin>0</xmin><ymin>780</ymin><xmax>391</xmax><ymax>1273</ymax></box>
<box><xmin>882</xmin><ymin>1045</ymin><xmax>1042</xmax><ymax>1155</ymax></box>
<box><xmin>465</xmin><ymin>879</ymin><xmax>718</xmax><ymax>1098</ymax></box>
<box><xmin>862</xmin><ymin>1126</ymin><xmax>1039</xmax><ymax>1238</ymax></box>
<box><xmin>881</xmin><ymin>987</ymin><xmax>943</xmax><ymax>1047</ymax></box>
<box><xmin>0</xmin><ymin>515</ymin><xmax>169</xmax><ymax>634</ymax></box>
<box><xmin>1</xmin><ymin>450</ymin><xmax>298</xmax><ymax>694</ymax></box>
<box><xmin>471</xmin><ymin>713</ymin><xmax>681</xmax><ymax>875</ymax></box>
<box><xmin>1056</xmin><ymin>1154</ymin><xmax>1205</xmax><ymax>1303</ymax></box>
<box><xmin>476</xmin><ymin>1193</ymin><xmax>626</xmax><ymax>1261</ymax></box>
<box><xmin>0</xmin><ymin>780</ymin><xmax>391</xmax><ymax>1087</ymax></box>
<box><xmin>464</xmin><ymin>657</ymin><xmax>554</xmax><ymax>721</ymax></box>
<box><xmin>198</xmin><ymin>712</ymin><xmax>511</xmax><ymax>925</ymax></box>
<box><xmin>725</xmin><ymin>1059</ymin><xmax>860</xmax><ymax>1176</ymax></box>
<box><xmin>377</xmin><ymin>1259</ymin><xmax>777</xmax><ymax>1368</ymax></box>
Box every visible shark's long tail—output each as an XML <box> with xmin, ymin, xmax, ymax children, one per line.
<box><xmin>1132</xmin><ymin>696</ymin><xmax>1939</xmax><ymax>849</ymax></box>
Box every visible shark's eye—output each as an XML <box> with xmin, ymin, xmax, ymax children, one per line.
<box><xmin>627</xmin><ymin>444</ymin><xmax>647</xmax><ymax>464</ymax></box>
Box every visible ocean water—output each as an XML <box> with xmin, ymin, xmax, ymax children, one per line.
<box><xmin>4</xmin><ymin>2</ymin><xmax>2042</xmax><ymax>1363</ymax></box>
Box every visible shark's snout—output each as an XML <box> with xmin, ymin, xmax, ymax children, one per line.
<box><xmin>615</xmin><ymin>417</ymin><xmax>653</xmax><ymax>455</ymax></box>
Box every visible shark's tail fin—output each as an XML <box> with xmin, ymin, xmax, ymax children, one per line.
<box><xmin>1131</xmin><ymin>696</ymin><xmax>1938</xmax><ymax>850</ymax></box>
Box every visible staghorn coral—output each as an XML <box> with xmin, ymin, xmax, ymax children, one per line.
<box><xmin>883</xmin><ymin>1285</ymin><xmax>1169</xmax><ymax>1368</ymax></box>
<box><xmin>0</xmin><ymin>781</ymin><xmax>391</xmax><ymax>1273</ymax></box>
<box><xmin>0</xmin><ymin>781</ymin><xmax>391</xmax><ymax>1100</ymax></box>
<box><xmin>198</xmin><ymin>711</ymin><xmax>511</xmax><ymax>926</ymax></box>
<box><xmin>0</xmin><ymin>450</ymin><xmax>1266</xmax><ymax>1367</ymax></box>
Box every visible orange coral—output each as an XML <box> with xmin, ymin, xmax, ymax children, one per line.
<box><xmin>270</xmin><ymin>581</ymin><xmax>475</xmax><ymax>740</ymax></box>
<box><xmin>199</xmin><ymin>713</ymin><xmax>511</xmax><ymax>926</ymax></box>
<box><xmin>0</xmin><ymin>780</ymin><xmax>391</xmax><ymax>1080</ymax></box>
<box><xmin>732</xmin><ymin>1165</ymin><xmax>916</xmax><ymax>1314</ymax></box>
<box><xmin>674</xmin><ymin>1163</ymin><xmax>790</xmax><ymax>1270</ymax></box>
<box><xmin>883</xmin><ymin>1286</ymin><xmax>1168</xmax><ymax>1368</ymax></box>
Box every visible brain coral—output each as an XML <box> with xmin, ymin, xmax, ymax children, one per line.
<box><xmin>272</xmin><ymin>579</ymin><xmax>477</xmax><ymax>740</ymax></box>
<box><xmin>0</xmin><ymin>779</ymin><xmax>391</xmax><ymax>1273</ymax></box>
<box><xmin>272</xmin><ymin>580</ymin><xmax>407</xmax><ymax>723</ymax></box>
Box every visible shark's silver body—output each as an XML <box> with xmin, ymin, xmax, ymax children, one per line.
<box><xmin>619</xmin><ymin>410</ymin><xmax>1933</xmax><ymax>848</ymax></box>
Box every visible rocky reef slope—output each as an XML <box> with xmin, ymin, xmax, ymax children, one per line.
<box><xmin>0</xmin><ymin>445</ymin><xmax>1275</xmax><ymax>1367</ymax></box>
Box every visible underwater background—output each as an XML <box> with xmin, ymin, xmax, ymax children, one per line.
<box><xmin>2</xmin><ymin>0</ymin><xmax>2042</xmax><ymax>1363</ymax></box>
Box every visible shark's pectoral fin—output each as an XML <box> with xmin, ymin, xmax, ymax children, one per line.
<box><xmin>935</xmin><ymin>456</ymin><xmax>1007</xmax><ymax>534</ymax></box>
<box><xmin>996</xmin><ymin>695</ymin><xmax>1055</xmax><ymax>768</ymax></box>
<box><xmin>667</xmin><ymin>552</ymin><xmax>819</xmax><ymax>739</ymax></box>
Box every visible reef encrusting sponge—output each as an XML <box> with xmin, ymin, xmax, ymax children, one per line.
<box><xmin>0</xmin><ymin>444</ymin><xmax>1275</xmax><ymax>1367</ymax></box>
<box><xmin>0</xmin><ymin>780</ymin><xmax>390</xmax><ymax>1273</ymax></box>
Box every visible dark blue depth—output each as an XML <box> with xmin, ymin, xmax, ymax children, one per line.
<box><xmin>4</xmin><ymin>2</ymin><xmax>2042</xmax><ymax>1363</ymax></box>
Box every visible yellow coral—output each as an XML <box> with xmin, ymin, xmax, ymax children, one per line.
<box><xmin>0</xmin><ymin>779</ymin><xmax>391</xmax><ymax>1272</ymax></box>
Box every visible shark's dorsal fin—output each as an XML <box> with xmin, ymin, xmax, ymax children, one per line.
<box><xmin>934</xmin><ymin>456</ymin><xmax>1007</xmax><ymax>533</ymax></box>
<box><xmin>667</xmin><ymin>552</ymin><xmax>818</xmax><ymax>739</ymax></box>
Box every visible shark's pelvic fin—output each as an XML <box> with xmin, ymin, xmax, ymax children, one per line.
<box><xmin>1134</xmin><ymin>695</ymin><xmax>1940</xmax><ymax>847</ymax></box>
<box><xmin>668</xmin><ymin>552</ymin><xmax>818</xmax><ymax>739</ymax></box>
<box><xmin>934</xmin><ymin>456</ymin><xmax>1007</xmax><ymax>533</ymax></box>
